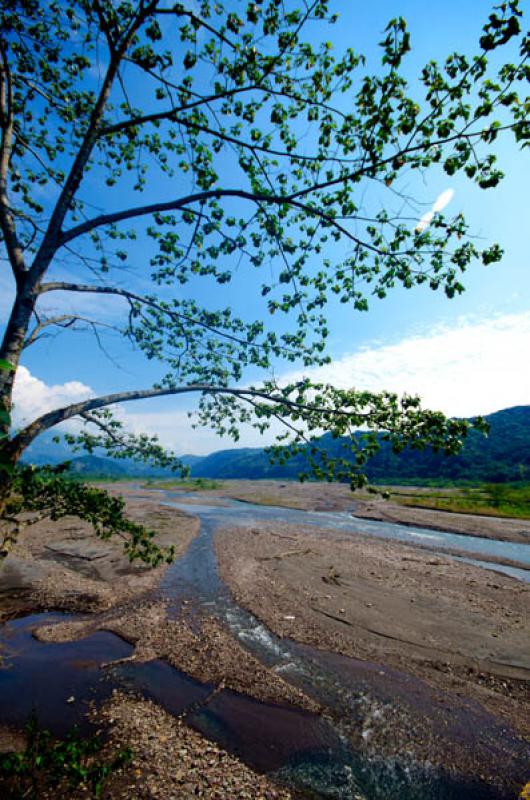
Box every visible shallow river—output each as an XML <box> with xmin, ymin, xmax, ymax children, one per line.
<box><xmin>0</xmin><ymin>491</ymin><xmax>528</xmax><ymax>799</ymax></box>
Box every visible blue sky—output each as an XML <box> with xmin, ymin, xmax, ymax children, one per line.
<box><xmin>6</xmin><ymin>0</ymin><xmax>530</xmax><ymax>454</ymax></box>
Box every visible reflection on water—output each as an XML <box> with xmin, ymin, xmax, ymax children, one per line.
<box><xmin>0</xmin><ymin>612</ymin><xmax>519</xmax><ymax>800</ymax></box>
<box><xmin>0</xmin><ymin>613</ymin><xmax>132</xmax><ymax>735</ymax></box>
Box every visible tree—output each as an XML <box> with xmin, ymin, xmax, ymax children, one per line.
<box><xmin>0</xmin><ymin>0</ymin><xmax>528</xmax><ymax>563</ymax></box>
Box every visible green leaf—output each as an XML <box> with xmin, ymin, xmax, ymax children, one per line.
<box><xmin>0</xmin><ymin>359</ymin><xmax>15</xmax><ymax>372</ymax></box>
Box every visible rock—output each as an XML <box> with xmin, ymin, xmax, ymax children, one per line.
<box><xmin>0</xmin><ymin>556</ymin><xmax>48</xmax><ymax>593</ymax></box>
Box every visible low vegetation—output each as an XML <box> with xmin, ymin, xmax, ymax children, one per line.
<box><xmin>386</xmin><ymin>482</ymin><xmax>530</xmax><ymax>519</ymax></box>
<box><xmin>0</xmin><ymin>715</ymin><xmax>131</xmax><ymax>799</ymax></box>
<box><xmin>143</xmin><ymin>478</ymin><xmax>222</xmax><ymax>492</ymax></box>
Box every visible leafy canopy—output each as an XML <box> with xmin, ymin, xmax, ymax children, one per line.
<box><xmin>0</xmin><ymin>0</ymin><xmax>528</xmax><ymax>561</ymax></box>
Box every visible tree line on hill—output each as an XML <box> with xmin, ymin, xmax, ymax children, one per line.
<box><xmin>26</xmin><ymin>406</ymin><xmax>530</xmax><ymax>485</ymax></box>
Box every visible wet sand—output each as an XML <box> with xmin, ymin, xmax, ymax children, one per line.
<box><xmin>35</xmin><ymin>600</ymin><xmax>319</xmax><ymax>713</ymax></box>
<box><xmin>5</xmin><ymin>690</ymin><xmax>294</xmax><ymax>800</ymax></box>
<box><xmin>91</xmin><ymin>692</ymin><xmax>294</xmax><ymax>800</ymax></box>
<box><xmin>0</xmin><ymin>498</ymin><xmax>305</xmax><ymax>799</ymax></box>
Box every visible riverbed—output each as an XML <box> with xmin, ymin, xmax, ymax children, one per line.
<box><xmin>0</xmin><ymin>484</ymin><xmax>528</xmax><ymax>799</ymax></box>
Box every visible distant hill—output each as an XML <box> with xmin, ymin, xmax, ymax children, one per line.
<box><xmin>64</xmin><ymin>455</ymin><xmax>129</xmax><ymax>478</ymax></box>
<box><xmin>190</xmin><ymin>406</ymin><xmax>530</xmax><ymax>484</ymax></box>
<box><xmin>362</xmin><ymin>405</ymin><xmax>530</xmax><ymax>483</ymax></box>
<box><xmin>23</xmin><ymin>406</ymin><xmax>530</xmax><ymax>484</ymax></box>
<box><xmin>23</xmin><ymin>433</ymin><xmax>198</xmax><ymax>478</ymax></box>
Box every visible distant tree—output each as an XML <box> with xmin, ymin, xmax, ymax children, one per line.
<box><xmin>0</xmin><ymin>0</ymin><xmax>527</xmax><ymax>562</ymax></box>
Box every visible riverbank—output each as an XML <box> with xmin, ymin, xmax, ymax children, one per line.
<box><xmin>34</xmin><ymin>600</ymin><xmax>319</xmax><ymax>712</ymax></box>
<box><xmin>90</xmin><ymin>692</ymin><xmax>294</xmax><ymax>800</ymax></box>
<box><xmin>216</xmin><ymin>521</ymin><xmax>530</xmax><ymax>738</ymax></box>
<box><xmin>352</xmin><ymin>495</ymin><xmax>530</xmax><ymax>544</ymax></box>
<box><xmin>1</xmin><ymin>482</ymin><xmax>529</xmax><ymax>798</ymax></box>
<box><xmin>0</xmin><ymin>497</ymin><xmax>198</xmax><ymax>623</ymax></box>
<box><xmin>0</xmin><ymin>495</ymin><xmax>308</xmax><ymax>799</ymax></box>
<box><xmin>1</xmin><ymin>689</ymin><xmax>295</xmax><ymax>800</ymax></box>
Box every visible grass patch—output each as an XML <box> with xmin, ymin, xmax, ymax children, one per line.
<box><xmin>142</xmin><ymin>477</ymin><xmax>222</xmax><ymax>491</ymax></box>
<box><xmin>385</xmin><ymin>482</ymin><xmax>530</xmax><ymax>519</ymax></box>
<box><xmin>228</xmin><ymin>492</ymin><xmax>311</xmax><ymax>510</ymax></box>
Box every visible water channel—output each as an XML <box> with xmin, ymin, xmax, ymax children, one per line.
<box><xmin>0</xmin><ymin>490</ymin><xmax>528</xmax><ymax>799</ymax></box>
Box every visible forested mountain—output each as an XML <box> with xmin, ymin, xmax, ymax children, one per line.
<box><xmin>26</xmin><ymin>406</ymin><xmax>530</xmax><ymax>484</ymax></box>
<box><xmin>188</xmin><ymin>406</ymin><xmax>530</xmax><ymax>484</ymax></box>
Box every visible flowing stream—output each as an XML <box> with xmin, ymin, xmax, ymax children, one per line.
<box><xmin>0</xmin><ymin>490</ymin><xmax>528</xmax><ymax>799</ymax></box>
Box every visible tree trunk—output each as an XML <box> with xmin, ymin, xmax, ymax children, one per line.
<box><xmin>0</xmin><ymin>440</ymin><xmax>18</xmax><ymax>560</ymax></box>
<box><xmin>0</xmin><ymin>279</ymin><xmax>38</xmax><ymax>516</ymax></box>
<box><xmin>0</xmin><ymin>282</ymin><xmax>38</xmax><ymax>435</ymax></box>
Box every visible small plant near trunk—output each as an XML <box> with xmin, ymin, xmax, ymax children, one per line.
<box><xmin>0</xmin><ymin>713</ymin><xmax>132</xmax><ymax>799</ymax></box>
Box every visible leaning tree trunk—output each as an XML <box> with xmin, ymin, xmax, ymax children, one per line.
<box><xmin>0</xmin><ymin>441</ymin><xmax>19</xmax><ymax>561</ymax></box>
<box><xmin>0</xmin><ymin>276</ymin><xmax>40</xmax><ymax>558</ymax></box>
<box><xmin>0</xmin><ymin>281</ymin><xmax>39</xmax><ymax>425</ymax></box>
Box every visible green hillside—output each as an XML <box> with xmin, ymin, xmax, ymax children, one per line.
<box><xmin>190</xmin><ymin>406</ymin><xmax>530</xmax><ymax>484</ymax></box>
<box><xmin>31</xmin><ymin>406</ymin><xmax>530</xmax><ymax>485</ymax></box>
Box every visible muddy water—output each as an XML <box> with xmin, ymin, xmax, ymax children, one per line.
<box><xmin>0</xmin><ymin>491</ymin><xmax>528</xmax><ymax>799</ymax></box>
<box><xmin>1</xmin><ymin>610</ymin><xmax>522</xmax><ymax>800</ymax></box>
<box><xmin>0</xmin><ymin>612</ymin><xmax>132</xmax><ymax>735</ymax></box>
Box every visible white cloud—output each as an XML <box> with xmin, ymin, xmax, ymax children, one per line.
<box><xmin>118</xmin><ymin>408</ymin><xmax>239</xmax><ymax>455</ymax></box>
<box><xmin>12</xmin><ymin>311</ymin><xmax>530</xmax><ymax>454</ymax></box>
<box><xmin>11</xmin><ymin>367</ymin><xmax>250</xmax><ymax>454</ymax></box>
<box><xmin>416</xmin><ymin>187</ymin><xmax>454</xmax><ymax>232</ymax></box>
<box><xmin>281</xmin><ymin>312</ymin><xmax>530</xmax><ymax>419</ymax></box>
<box><xmin>12</xmin><ymin>366</ymin><xmax>93</xmax><ymax>428</ymax></box>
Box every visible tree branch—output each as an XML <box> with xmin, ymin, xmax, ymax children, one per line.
<box><xmin>100</xmin><ymin>109</ymin><xmax>358</xmax><ymax>165</ymax></box>
<box><xmin>288</xmin><ymin>123</ymin><xmax>518</xmax><ymax>202</ymax></box>
<box><xmin>23</xmin><ymin>313</ymin><xmax>119</xmax><ymax>349</ymax></box>
<box><xmin>39</xmin><ymin>280</ymin><xmax>319</xmax><ymax>359</ymax></box>
<box><xmin>7</xmin><ymin>382</ymin><xmax>369</xmax><ymax>456</ymax></box>
<box><xmin>154</xmin><ymin>4</ymin><xmax>237</xmax><ymax>50</ymax></box>
<box><xmin>30</xmin><ymin>2</ymin><xmax>158</xmax><ymax>281</ymax></box>
<box><xmin>59</xmin><ymin>188</ymin><xmax>373</xmax><ymax>252</ymax></box>
<box><xmin>79</xmin><ymin>411</ymin><xmax>125</xmax><ymax>448</ymax></box>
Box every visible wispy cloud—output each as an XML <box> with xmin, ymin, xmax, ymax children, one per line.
<box><xmin>282</xmin><ymin>312</ymin><xmax>530</xmax><ymax>418</ymax></box>
<box><xmin>416</xmin><ymin>188</ymin><xmax>455</xmax><ymax>232</ymax></box>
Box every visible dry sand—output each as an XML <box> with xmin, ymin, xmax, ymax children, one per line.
<box><xmin>216</xmin><ymin>521</ymin><xmax>530</xmax><ymax>736</ymax></box>
<box><xmin>0</xmin><ymin>498</ymin><xmax>198</xmax><ymax>620</ymax></box>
